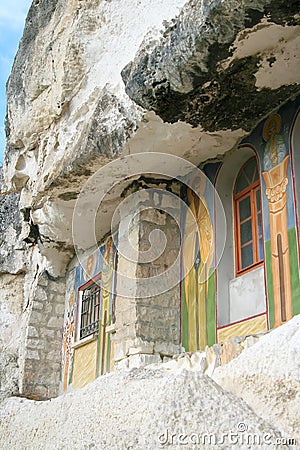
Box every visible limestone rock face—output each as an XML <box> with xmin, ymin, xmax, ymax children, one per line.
<box><xmin>0</xmin><ymin>169</ymin><xmax>25</xmax><ymax>274</ymax></box>
<box><xmin>0</xmin><ymin>169</ymin><xmax>26</xmax><ymax>394</ymax></box>
<box><xmin>0</xmin><ymin>368</ymin><xmax>288</xmax><ymax>449</ymax></box>
<box><xmin>0</xmin><ymin>272</ymin><xmax>25</xmax><ymax>400</ymax></box>
<box><xmin>2</xmin><ymin>0</ymin><xmax>193</xmax><ymax>400</ymax></box>
<box><xmin>3</xmin><ymin>0</ymin><xmax>299</xmax><ymax>266</ymax></box>
<box><xmin>0</xmin><ymin>314</ymin><xmax>298</xmax><ymax>448</ymax></box>
<box><xmin>4</xmin><ymin>0</ymin><xmax>197</xmax><ymax>269</ymax></box>
<box><xmin>5</xmin><ymin>0</ymin><xmax>188</xmax><ymax>198</ymax></box>
<box><xmin>0</xmin><ymin>352</ymin><xmax>19</xmax><ymax>402</ymax></box>
<box><xmin>1</xmin><ymin>0</ymin><xmax>300</xmax><ymax>407</ymax></box>
<box><xmin>123</xmin><ymin>0</ymin><xmax>300</xmax><ymax>130</ymax></box>
<box><xmin>213</xmin><ymin>315</ymin><xmax>300</xmax><ymax>442</ymax></box>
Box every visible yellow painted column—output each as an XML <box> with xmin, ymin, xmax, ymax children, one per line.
<box><xmin>262</xmin><ymin>155</ymin><xmax>292</xmax><ymax>327</ymax></box>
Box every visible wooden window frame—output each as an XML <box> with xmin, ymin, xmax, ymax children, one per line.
<box><xmin>234</xmin><ymin>158</ymin><xmax>264</xmax><ymax>276</ymax></box>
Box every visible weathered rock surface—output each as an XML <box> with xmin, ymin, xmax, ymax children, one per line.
<box><xmin>4</xmin><ymin>0</ymin><xmax>299</xmax><ymax>264</ymax></box>
<box><xmin>4</xmin><ymin>0</ymin><xmax>197</xmax><ymax>271</ymax></box>
<box><xmin>0</xmin><ymin>168</ymin><xmax>26</xmax><ymax>398</ymax></box>
<box><xmin>0</xmin><ymin>169</ymin><xmax>25</xmax><ymax>274</ymax></box>
<box><xmin>0</xmin><ymin>368</ymin><xmax>288</xmax><ymax>449</ymax></box>
<box><xmin>123</xmin><ymin>0</ymin><xmax>300</xmax><ymax>130</ymax></box>
<box><xmin>0</xmin><ymin>274</ymin><xmax>25</xmax><ymax>353</ymax></box>
<box><xmin>0</xmin><ymin>351</ymin><xmax>19</xmax><ymax>402</ymax></box>
<box><xmin>3</xmin><ymin>0</ymin><xmax>298</xmax><ymax>282</ymax></box>
<box><xmin>4</xmin><ymin>0</ymin><xmax>188</xmax><ymax>198</ymax></box>
<box><xmin>1</xmin><ymin>0</ymin><xmax>300</xmax><ymax>427</ymax></box>
<box><xmin>148</xmin><ymin>331</ymin><xmax>266</xmax><ymax>376</ymax></box>
<box><xmin>0</xmin><ymin>317</ymin><xmax>299</xmax><ymax>449</ymax></box>
<box><xmin>213</xmin><ymin>314</ymin><xmax>300</xmax><ymax>442</ymax></box>
<box><xmin>0</xmin><ymin>273</ymin><xmax>24</xmax><ymax>402</ymax></box>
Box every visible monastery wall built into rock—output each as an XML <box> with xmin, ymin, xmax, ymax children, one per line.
<box><xmin>0</xmin><ymin>1</ymin><xmax>299</xmax><ymax>448</ymax></box>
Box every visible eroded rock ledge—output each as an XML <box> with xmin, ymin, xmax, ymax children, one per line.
<box><xmin>122</xmin><ymin>0</ymin><xmax>300</xmax><ymax>130</ymax></box>
<box><xmin>1</xmin><ymin>315</ymin><xmax>299</xmax><ymax>448</ymax></box>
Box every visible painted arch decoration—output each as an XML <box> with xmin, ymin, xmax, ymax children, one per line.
<box><xmin>247</xmin><ymin>98</ymin><xmax>300</xmax><ymax>329</ymax></box>
<box><xmin>180</xmin><ymin>95</ymin><xmax>300</xmax><ymax>349</ymax></box>
<box><xmin>181</xmin><ymin>170</ymin><xmax>218</xmax><ymax>352</ymax></box>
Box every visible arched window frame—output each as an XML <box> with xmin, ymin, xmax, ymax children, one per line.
<box><xmin>234</xmin><ymin>157</ymin><xmax>264</xmax><ymax>275</ymax></box>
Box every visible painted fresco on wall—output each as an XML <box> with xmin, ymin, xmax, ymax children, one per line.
<box><xmin>262</xmin><ymin>114</ymin><xmax>292</xmax><ymax>326</ymax></box>
<box><xmin>62</xmin><ymin>236</ymin><xmax>117</xmax><ymax>391</ymax></box>
<box><xmin>181</xmin><ymin>98</ymin><xmax>300</xmax><ymax>347</ymax></box>
<box><xmin>62</xmin><ymin>290</ymin><xmax>75</xmax><ymax>392</ymax></box>
<box><xmin>181</xmin><ymin>170</ymin><xmax>218</xmax><ymax>351</ymax></box>
<box><xmin>240</xmin><ymin>97</ymin><xmax>300</xmax><ymax>329</ymax></box>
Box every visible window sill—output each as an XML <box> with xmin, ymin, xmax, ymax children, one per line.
<box><xmin>236</xmin><ymin>261</ymin><xmax>264</xmax><ymax>277</ymax></box>
<box><xmin>72</xmin><ymin>334</ymin><xmax>97</xmax><ymax>350</ymax></box>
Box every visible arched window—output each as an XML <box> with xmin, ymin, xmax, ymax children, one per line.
<box><xmin>234</xmin><ymin>157</ymin><xmax>263</xmax><ymax>274</ymax></box>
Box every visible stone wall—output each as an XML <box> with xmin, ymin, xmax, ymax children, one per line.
<box><xmin>20</xmin><ymin>273</ymin><xmax>65</xmax><ymax>400</ymax></box>
<box><xmin>63</xmin><ymin>181</ymin><xmax>183</xmax><ymax>376</ymax></box>
<box><xmin>135</xmin><ymin>210</ymin><xmax>181</xmax><ymax>356</ymax></box>
<box><xmin>1</xmin><ymin>0</ymin><xmax>300</xmax><ymax>402</ymax></box>
<box><xmin>0</xmin><ymin>274</ymin><xmax>24</xmax><ymax>354</ymax></box>
<box><xmin>114</xmin><ymin>186</ymin><xmax>182</xmax><ymax>369</ymax></box>
<box><xmin>0</xmin><ymin>169</ymin><xmax>26</xmax><ymax>399</ymax></box>
<box><xmin>0</xmin><ymin>274</ymin><xmax>25</xmax><ymax>400</ymax></box>
<box><xmin>0</xmin><ymin>184</ymin><xmax>25</xmax><ymax>274</ymax></box>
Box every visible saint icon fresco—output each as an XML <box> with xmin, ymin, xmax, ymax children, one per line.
<box><xmin>262</xmin><ymin>114</ymin><xmax>292</xmax><ymax>327</ymax></box>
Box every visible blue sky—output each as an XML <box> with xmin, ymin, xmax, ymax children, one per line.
<box><xmin>0</xmin><ymin>0</ymin><xmax>32</xmax><ymax>165</ymax></box>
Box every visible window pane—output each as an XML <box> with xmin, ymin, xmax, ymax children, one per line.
<box><xmin>235</xmin><ymin>172</ymin><xmax>249</xmax><ymax>194</ymax></box>
<box><xmin>258</xmin><ymin>237</ymin><xmax>264</xmax><ymax>261</ymax></box>
<box><xmin>257</xmin><ymin>212</ymin><xmax>262</xmax><ymax>238</ymax></box>
<box><xmin>95</xmin><ymin>290</ymin><xmax>100</xmax><ymax>321</ymax></box>
<box><xmin>243</xmin><ymin>158</ymin><xmax>256</xmax><ymax>184</ymax></box>
<box><xmin>80</xmin><ymin>284</ymin><xmax>101</xmax><ymax>339</ymax></box>
<box><xmin>235</xmin><ymin>158</ymin><xmax>263</xmax><ymax>272</ymax></box>
<box><xmin>241</xmin><ymin>243</ymin><xmax>254</xmax><ymax>268</ymax></box>
<box><xmin>239</xmin><ymin>195</ymin><xmax>251</xmax><ymax>222</ymax></box>
<box><xmin>240</xmin><ymin>219</ymin><xmax>252</xmax><ymax>245</ymax></box>
<box><xmin>256</xmin><ymin>188</ymin><xmax>261</xmax><ymax>212</ymax></box>
<box><xmin>91</xmin><ymin>293</ymin><xmax>95</xmax><ymax>324</ymax></box>
<box><xmin>253</xmin><ymin>166</ymin><xmax>259</xmax><ymax>182</ymax></box>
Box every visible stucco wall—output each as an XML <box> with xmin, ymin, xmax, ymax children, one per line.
<box><xmin>229</xmin><ymin>266</ymin><xmax>266</xmax><ymax>323</ymax></box>
<box><xmin>215</xmin><ymin>146</ymin><xmax>257</xmax><ymax>327</ymax></box>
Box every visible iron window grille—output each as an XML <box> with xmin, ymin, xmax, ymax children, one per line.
<box><xmin>80</xmin><ymin>282</ymin><xmax>101</xmax><ymax>339</ymax></box>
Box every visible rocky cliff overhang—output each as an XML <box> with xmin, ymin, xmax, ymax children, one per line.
<box><xmin>122</xmin><ymin>0</ymin><xmax>300</xmax><ymax>131</ymax></box>
<box><xmin>3</xmin><ymin>0</ymin><xmax>300</xmax><ymax>276</ymax></box>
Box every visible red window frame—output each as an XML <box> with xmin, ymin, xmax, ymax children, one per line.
<box><xmin>234</xmin><ymin>158</ymin><xmax>264</xmax><ymax>275</ymax></box>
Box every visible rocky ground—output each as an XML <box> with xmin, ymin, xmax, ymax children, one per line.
<box><xmin>0</xmin><ymin>316</ymin><xmax>299</xmax><ymax>449</ymax></box>
<box><xmin>213</xmin><ymin>314</ymin><xmax>300</xmax><ymax>444</ymax></box>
